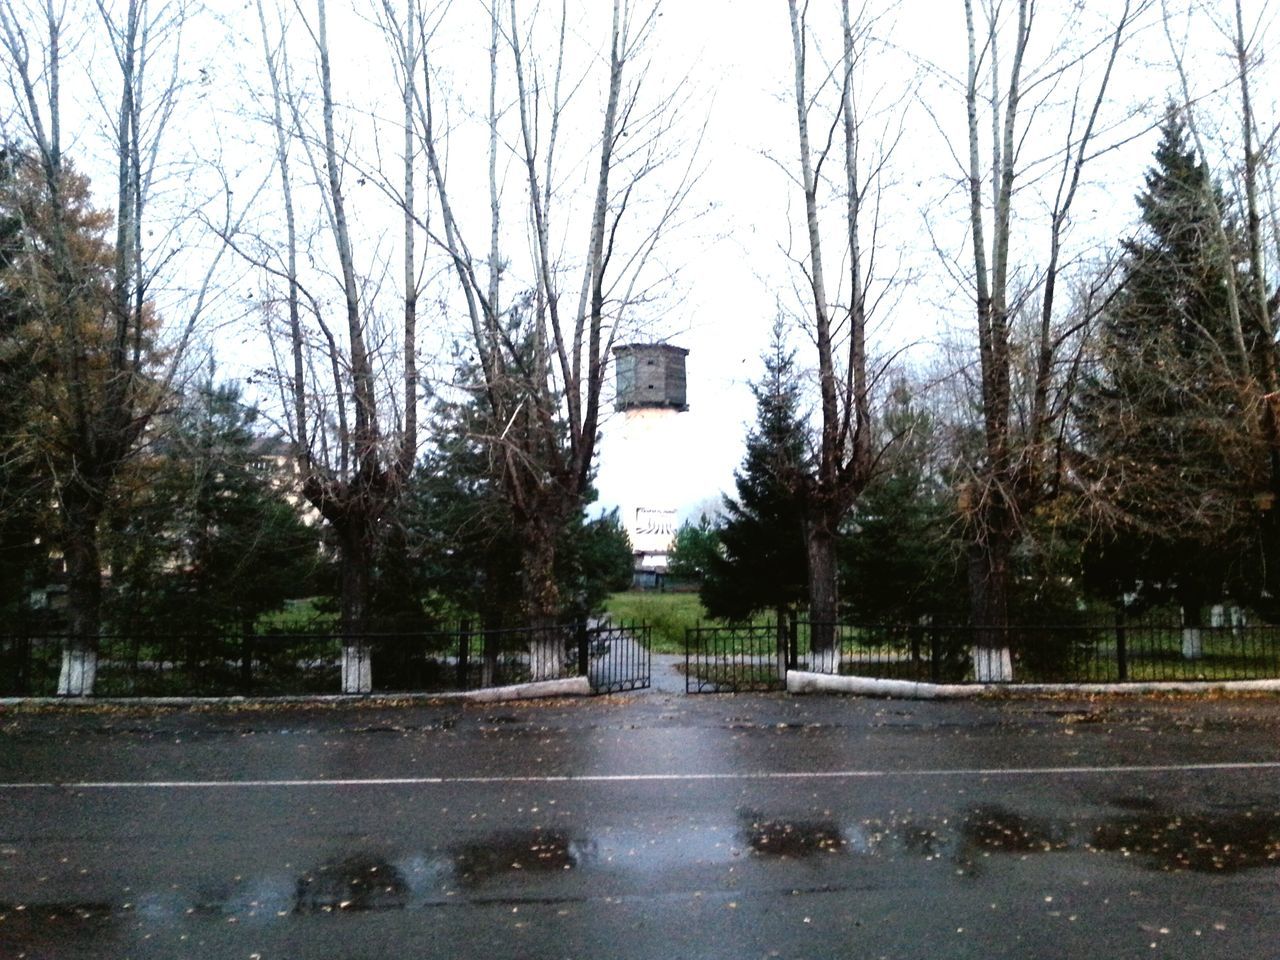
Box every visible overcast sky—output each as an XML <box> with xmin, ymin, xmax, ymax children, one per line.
<box><xmin>6</xmin><ymin>0</ymin><xmax>1275</xmax><ymax>521</ymax></box>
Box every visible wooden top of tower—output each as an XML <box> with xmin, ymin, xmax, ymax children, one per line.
<box><xmin>613</xmin><ymin>343</ymin><xmax>689</xmax><ymax>412</ymax></box>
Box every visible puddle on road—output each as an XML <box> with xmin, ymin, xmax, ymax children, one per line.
<box><xmin>959</xmin><ymin>805</ymin><xmax>1070</xmax><ymax>854</ymax></box>
<box><xmin>451</xmin><ymin>829</ymin><xmax>581</xmax><ymax>887</ymax></box>
<box><xmin>1091</xmin><ymin>810</ymin><xmax>1280</xmax><ymax>873</ymax></box>
<box><xmin>5</xmin><ymin>799</ymin><xmax>1277</xmax><ymax>953</ymax></box>
<box><xmin>294</xmin><ymin>854</ymin><xmax>411</xmax><ymax>913</ymax></box>
<box><xmin>0</xmin><ymin>901</ymin><xmax>114</xmax><ymax>922</ymax></box>
<box><xmin>740</xmin><ymin>817</ymin><xmax>846</xmax><ymax>859</ymax></box>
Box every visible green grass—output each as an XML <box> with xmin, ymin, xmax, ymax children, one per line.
<box><xmin>255</xmin><ymin>598</ymin><xmax>338</xmax><ymax>633</ymax></box>
<box><xmin>603</xmin><ymin>591</ymin><xmax>718</xmax><ymax>654</ymax></box>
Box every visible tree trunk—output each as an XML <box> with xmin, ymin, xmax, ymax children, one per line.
<box><xmin>805</xmin><ymin>519</ymin><xmax>838</xmax><ymax>673</ymax></box>
<box><xmin>774</xmin><ymin>604</ymin><xmax>789</xmax><ymax>682</ymax></box>
<box><xmin>1181</xmin><ymin>599</ymin><xmax>1204</xmax><ymax>661</ymax></box>
<box><xmin>339</xmin><ymin>521</ymin><xmax>372</xmax><ymax>693</ymax></box>
<box><xmin>520</xmin><ymin>517</ymin><xmax>562</xmax><ymax>682</ymax></box>
<box><xmin>481</xmin><ymin>609</ymin><xmax>502</xmax><ymax>688</ymax></box>
<box><xmin>968</xmin><ymin>523</ymin><xmax>1013</xmax><ymax>682</ymax></box>
<box><xmin>58</xmin><ymin>496</ymin><xmax>102</xmax><ymax>696</ymax></box>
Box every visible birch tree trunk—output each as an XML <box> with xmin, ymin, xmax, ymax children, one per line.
<box><xmin>785</xmin><ymin>0</ymin><xmax>884</xmax><ymax>665</ymax></box>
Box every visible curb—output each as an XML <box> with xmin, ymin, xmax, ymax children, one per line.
<box><xmin>786</xmin><ymin>671</ymin><xmax>1280</xmax><ymax>699</ymax></box>
<box><xmin>0</xmin><ymin>675</ymin><xmax>593</xmax><ymax>709</ymax></box>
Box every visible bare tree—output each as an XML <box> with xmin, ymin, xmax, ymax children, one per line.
<box><xmin>783</xmin><ymin>0</ymin><xmax>906</xmax><ymax>667</ymax></box>
<box><xmin>417</xmin><ymin>0</ymin><xmax>697</xmax><ymax>678</ymax></box>
<box><xmin>958</xmin><ymin>0</ymin><xmax>1141</xmax><ymax>678</ymax></box>
<box><xmin>241</xmin><ymin>0</ymin><xmax>421</xmax><ymax>692</ymax></box>
<box><xmin>0</xmin><ymin>0</ymin><xmax>228</xmax><ymax>694</ymax></box>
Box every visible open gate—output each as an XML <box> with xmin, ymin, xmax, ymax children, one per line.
<box><xmin>584</xmin><ymin>621</ymin><xmax>651</xmax><ymax>694</ymax></box>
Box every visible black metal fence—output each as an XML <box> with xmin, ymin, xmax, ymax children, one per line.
<box><xmin>0</xmin><ymin>621</ymin><xmax>651</xmax><ymax>698</ymax></box>
<box><xmin>821</xmin><ymin>622</ymin><xmax>1280</xmax><ymax>684</ymax></box>
<box><xmin>683</xmin><ymin>620</ymin><xmax>1280</xmax><ymax>691</ymax></box>
<box><xmin>685</xmin><ymin>622</ymin><xmax>791</xmax><ymax>692</ymax></box>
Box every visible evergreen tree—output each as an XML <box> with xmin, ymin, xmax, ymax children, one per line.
<box><xmin>840</xmin><ymin>382</ymin><xmax>966</xmax><ymax>623</ymax></box>
<box><xmin>105</xmin><ymin>378</ymin><xmax>322</xmax><ymax>632</ymax></box>
<box><xmin>1078</xmin><ymin>109</ymin><xmax>1266</xmax><ymax>616</ymax></box>
<box><xmin>668</xmin><ymin>515</ymin><xmax>721</xmax><ymax>584</ymax></box>
<box><xmin>407</xmin><ymin>372</ymin><xmax>633</xmax><ymax>629</ymax></box>
<box><xmin>698</xmin><ymin>319</ymin><xmax>809</xmax><ymax>622</ymax></box>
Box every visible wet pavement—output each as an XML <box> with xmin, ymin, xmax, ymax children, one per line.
<box><xmin>1</xmin><ymin>690</ymin><xmax>1278</xmax><ymax>958</ymax></box>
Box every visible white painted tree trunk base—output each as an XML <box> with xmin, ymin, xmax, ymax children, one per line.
<box><xmin>970</xmin><ymin>646</ymin><xmax>1013</xmax><ymax>682</ymax></box>
<box><xmin>1181</xmin><ymin>627</ymin><xmax>1203</xmax><ymax>660</ymax></box>
<box><xmin>809</xmin><ymin>646</ymin><xmax>839</xmax><ymax>674</ymax></box>
<box><xmin>57</xmin><ymin>646</ymin><xmax>98</xmax><ymax>696</ymax></box>
<box><xmin>529</xmin><ymin>636</ymin><xmax>563</xmax><ymax>683</ymax></box>
<box><xmin>341</xmin><ymin>645</ymin><xmax>372</xmax><ymax>693</ymax></box>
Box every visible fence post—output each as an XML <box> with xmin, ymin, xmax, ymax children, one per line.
<box><xmin>576</xmin><ymin>619</ymin><xmax>589</xmax><ymax>677</ymax></box>
<box><xmin>240</xmin><ymin>633</ymin><xmax>254</xmax><ymax>692</ymax></box>
<box><xmin>775</xmin><ymin>615</ymin><xmax>788</xmax><ymax>682</ymax></box>
<box><xmin>930</xmin><ymin>628</ymin><xmax>941</xmax><ymax>684</ymax></box>
<box><xmin>1114</xmin><ymin>610</ymin><xmax>1128</xmax><ymax>682</ymax></box>
<box><xmin>457</xmin><ymin>619</ymin><xmax>471</xmax><ymax>689</ymax></box>
<box><xmin>787</xmin><ymin>609</ymin><xmax>799</xmax><ymax>670</ymax></box>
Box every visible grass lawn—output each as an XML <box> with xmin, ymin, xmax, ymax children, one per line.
<box><xmin>603</xmin><ymin>591</ymin><xmax>716</xmax><ymax>654</ymax></box>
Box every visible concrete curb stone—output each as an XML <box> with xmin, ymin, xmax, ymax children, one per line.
<box><xmin>786</xmin><ymin>670</ymin><xmax>1280</xmax><ymax>699</ymax></box>
<box><xmin>0</xmin><ymin>675</ymin><xmax>592</xmax><ymax>708</ymax></box>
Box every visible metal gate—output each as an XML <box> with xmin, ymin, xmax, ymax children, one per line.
<box><xmin>685</xmin><ymin>623</ymin><xmax>791</xmax><ymax>693</ymax></box>
<box><xmin>584</xmin><ymin>621</ymin><xmax>651</xmax><ymax>694</ymax></box>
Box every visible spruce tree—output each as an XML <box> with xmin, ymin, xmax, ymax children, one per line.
<box><xmin>1079</xmin><ymin>108</ymin><xmax>1265</xmax><ymax>615</ymax></box>
<box><xmin>698</xmin><ymin>319</ymin><xmax>809</xmax><ymax>622</ymax></box>
<box><xmin>105</xmin><ymin>379</ymin><xmax>321</xmax><ymax>633</ymax></box>
<box><xmin>840</xmin><ymin>382</ymin><xmax>965</xmax><ymax>623</ymax></box>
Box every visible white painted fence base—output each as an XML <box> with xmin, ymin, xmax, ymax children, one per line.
<box><xmin>787</xmin><ymin>670</ymin><xmax>1280</xmax><ymax>699</ymax></box>
<box><xmin>57</xmin><ymin>646</ymin><xmax>97</xmax><ymax>697</ymax></box>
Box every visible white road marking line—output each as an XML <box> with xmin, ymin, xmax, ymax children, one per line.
<box><xmin>1</xmin><ymin>761</ymin><xmax>1278</xmax><ymax>790</ymax></box>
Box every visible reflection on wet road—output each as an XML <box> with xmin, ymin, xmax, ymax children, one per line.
<box><xmin>1</xmin><ymin>693</ymin><xmax>1279</xmax><ymax>958</ymax></box>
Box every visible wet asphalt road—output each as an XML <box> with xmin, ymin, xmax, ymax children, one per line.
<box><xmin>1</xmin><ymin>688</ymin><xmax>1279</xmax><ymax>960</ymax></box>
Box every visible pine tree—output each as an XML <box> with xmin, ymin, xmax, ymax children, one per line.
<box><xmin>840</xmin><ymin>382</ymin><xmax>965</xmax><ymax>623</ymax></box>
<box><xmin>1078</xmin><ymin>108</ymin><xmax>1266</xmax><ymax>615</ymax></box>
<box><xmin>698</xmin><ymin>319</ymin><xmax>809</xmax><ymax>622</ymax></box>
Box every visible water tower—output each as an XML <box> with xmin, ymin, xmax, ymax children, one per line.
<box><xmin>612</xmin><ymin>343</ymin><xmax>689</xmax><ymax>582</ymax></box>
